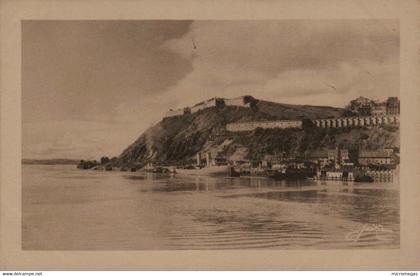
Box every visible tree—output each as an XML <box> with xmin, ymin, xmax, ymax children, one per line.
<box><xmin>343</xmin><ymin>109</ymin><xmax>356</xmax><ymax>117</ymax></box>
<box><xmin>348</xmin><ymin>148</ymin><xmax>359</xmax><ymax>165</ymax></box>
<box><xmin>302</xmin><ymin>119</ymin><xmax>316</xmax><ymax>130</ymax></box>
<box><xmin>100</xmin><ymin>156</ymin><xmax>110</xmax><ymax>165</ymax></box>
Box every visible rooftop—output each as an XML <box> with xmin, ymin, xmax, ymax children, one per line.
<box><xmin>359</xmin><ymin>151</ymin><xmax>391</xmax><ymax>158</ymax></box>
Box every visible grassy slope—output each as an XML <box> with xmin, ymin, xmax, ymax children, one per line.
<box><xmin>256</xmin><ymin>100</ymin><xmax>343</xmax><ymax>119</ymax></box>
<box><xmin>119</xmin><ymin>106</ymin><xmax>275</xmax><ymax>163</ymax></box>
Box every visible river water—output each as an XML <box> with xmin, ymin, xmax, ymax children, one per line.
<box><xmin>22</xmin><ymin>165</ymin><xmax>400</xmax><ymax>250</ymax></box>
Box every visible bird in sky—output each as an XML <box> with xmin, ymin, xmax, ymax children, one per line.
<box><xmin>324</xmin><ymin>82</ymin><xmax>337</xmax><ymax>91</ymax></box>
<box><xmin>192</xmin><ymin>37</ymin><xmax>197</xmax><ymax>49</ymax></box>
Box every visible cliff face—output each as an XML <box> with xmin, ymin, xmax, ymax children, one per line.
<box><xmin>119</xmin><ymin>105</ymin><xmax>275</xmax><ymax>164</ymax></box>
<box><xmin>118</xmin><ymin>100</ymin><xmax>398</xmax><ymax>165</ymax></box>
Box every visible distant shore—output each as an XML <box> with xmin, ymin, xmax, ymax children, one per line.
<box><xmin>22</xmin><ymin>158</ymin><xmax>80</xmax><ymax>165</ymax></box>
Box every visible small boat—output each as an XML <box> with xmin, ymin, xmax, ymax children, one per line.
<box><xmin>176</xmin><ymin>165</ymin><xmax>229</xmax><ymax>177</ymax></box>
<box><xmin>354</xmin><ymin>175</ymin><xmax>374</xmax><ymax>182</ymax></box>
<box><xmin>269</xmin><ymin>168</ymin><xmax>315</xmax><ymax>180</ymax></box>
<box><xmin>145</xmin><ymin>166</ymin><xmax>170</xmax><ymax>173</ymax></box>
<box><xmin>229</xmin><ymin>167</ymin><xmax>241</xmax><ymax>177</ymax></box>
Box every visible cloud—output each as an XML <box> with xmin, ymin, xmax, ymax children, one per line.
<box><xmin>23</xmin><ymin>120</ymin><xmax>143</xmax><ymax>159</ymax></box>
<box><xmin>23</xmin><ymin>20</ymin><xmax>399</xmax><ymax>159</ymax></box>
<box><xmin>162</xmin><ymin>20</ymin><xmax>399</xmax><ymax>108</ymax></box>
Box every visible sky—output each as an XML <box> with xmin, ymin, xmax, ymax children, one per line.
<box><xmin>22</xmin><ymin>20</ymin><xmax>399</xmax><ymax>160</ymax></box>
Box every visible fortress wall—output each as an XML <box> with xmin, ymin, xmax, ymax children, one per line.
<box><xmin>164</xmin><ymin>108</ymin><xmax>184</xmax><ymax>118</ymax></box>
<box><xmin>191</xmin><ymin>98</ymin><xmax>219</xmax><ymax>113</ymax></box>
<box><xmin>224</xmin><ymin>97</ymin><xmax>251</xmax><ymax>107</ymax></box>
<box><xmin>312</xmin><ymin>115</ymin><xmax>399</xmax><ymax>128</ymax></box>
<box><xmin>226</xmin><ymin>120</ymin><xmax>302</xmax><ymax>132</ymax></box>
<box><xmin>166</xmin><ymin>96</ymin><xmax>254</xmax><ymax>118</ymax></box>
<box><xmin>191</xmin><ymin>102</ymin><xmax>207</xmax><ymax>113</ymax></box>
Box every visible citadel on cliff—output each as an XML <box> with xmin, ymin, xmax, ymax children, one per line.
<box><xmin>164</xmin><ymin>95</ymin><xmax>400</xmax><ymax>132</ymax></box>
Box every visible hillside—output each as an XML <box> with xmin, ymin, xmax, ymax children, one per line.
<box><xmin>119</xmin><ymin>105</ymin><xmax>274</xmax><ymax>164</ymax></box>
<box><xmin>256</xmin><ymin>100</ymin><xmax>343</xmax><ymax>119</ymax></box>
<box><xmin>118</xmin><ymin>99</ymin><xmax>398</xmax><ymax>165</ymax></box>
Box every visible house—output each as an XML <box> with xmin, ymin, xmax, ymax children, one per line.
<box><xmin>340</xmin><ymin>149</ymin><xmax>349</xmax><ymax>163</ymax></box>
<box><xmin>317</xmin><ymin>168</ymin><xmax>354</xmax><ymax>181</ymax></box>
<box><xmin>327</xmin><ymin>148</ymin><xmax>338</xmax><ymax>161</ymax></box>
<box><xmin>358</xmin><ymin>150</ymin><xmax>393</xmax><ymax>166</ymax></box>
<box><xmin>371</xmin><ymin>102</ymin><xmax>387</xmax><ymax>116</ymax></box>
<box><xmin>325</xmin><ymin>148</ymin><xmax>350</xmax><ymax>165</ymax></box>
<box><xmin>350</xmin><ymin>96</ymin><xmax>374</xmax><ymax>116</ymax></box>
<box><xmin>213</xmin><ymin>156</ymin><xmax>228</xmax><ymax>166</ymax></box>
<box><xmin>386</xmin><ymin>97</ymin><xmax>400</xmax><ymax>115</ymax></box>
<box><xmin>262</xmin><ymin>154</ymin><xmax>284</xmax><ymax>168</ymax></box>
<box><xmin>309</xmin><ymin>150</ymin><xmax>329</xmax><ymax>167</ymax></box>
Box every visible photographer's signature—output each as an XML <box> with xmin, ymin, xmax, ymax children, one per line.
<box><xmin>345</xmin><ymin>224</ymin><xmax>393</xmax><ymax>242</ymax></box>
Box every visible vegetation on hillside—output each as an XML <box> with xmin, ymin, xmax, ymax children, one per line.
<box><xmin>118</xmin><ymin>100</ymin><xmax>398</xmax><ymax>166</ymax></box>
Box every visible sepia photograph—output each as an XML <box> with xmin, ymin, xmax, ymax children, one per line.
<box><xmin>21</xmin><ymin>19</ymin><xmax>401</xmax><ymax>250</ymax></box>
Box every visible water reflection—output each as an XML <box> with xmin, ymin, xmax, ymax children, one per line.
<box><xmin>22</xmin><ymin>165</ymin><xmax>400</xmax><ymax>250</ymax></box>
<box><xmin>125</xmin><ymin>173</ymin><xmax>320</xmax><ymax>193</ymax></box>
<box><xmin>231</xmin><ymin>188</ymin><xmax>399</xmax><ymax>226</ymax></box>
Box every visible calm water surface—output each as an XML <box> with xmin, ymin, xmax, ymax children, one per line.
<box><xmin>22</xmin><ymin>165</ymin><xmax>400</xmax><ymax>250</ymax></box>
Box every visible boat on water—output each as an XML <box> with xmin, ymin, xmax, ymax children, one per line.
<box><xmin>268</xmin><ymin>168</ymin><xmax>315</xmax><ymax>180</ymax></box>
<box><xmin>144</xmin><ymin>166</ymin><xmax>170</xmax><ymax>173</ymax></box>
<box><xmin>176</xmin><ymin>165</ymin><xmax>230</xmax><ymax>177</ymax></box>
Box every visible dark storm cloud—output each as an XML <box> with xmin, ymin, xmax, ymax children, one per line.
<box><xmin>166</xmin><ymin>20</ymin><xmax>398</xmax><ymax>75</ymax></box>
<box><xmin>23</xmin><ymin>20</ymin><xmax>399</xmax><ymax>159</ymax></box>
<box><xmin>163</xmin><ymin>20</ymin><xmax>399</xmax><ymax>107</ymax></box>
<box><xmin>22</xmin><ymin>20</ymin><xmax>193</xmax><ymax>123</ymax></box>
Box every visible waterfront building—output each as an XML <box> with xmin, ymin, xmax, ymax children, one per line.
<box><xmin>386</xmin><ymin>97</ymin><xmax>400</xmax><ymax>115</ymax></box>
<box><xmin>372</xmin><ymin>102</ymin><xmax>387</xmax><ymax>116</ymax></box>
<box><xmin>206</xmin><ymin>152</ymin><xmax>212</xmax><ymax>167</ymax></box>
<box><xmin>327</xmin><ymin>148</ymin><xmax>338</xmax><ymax>161</ymax></box>
<box><xmin>262</xmin><ymin>153</ymin><xmax>292</xmax><ymax>168</ymax></box>
<box><xmin>196</xmin><ymin>152</ymin><xmax>202</xmax><ymax>166</ymax></box>
<box><xmin>358</xmin><ymin>150</ymin><xmax>393</xmax><ymax>166</ymax></box>
<box><xmin>316</xmin><ymin>169</ymin><xmax>354</xmax><ymax>181</ymax></box>
<box><xmin>340</xmin><ymin>149</ymin><xmax>350</xmax><ymax>164</ymax></box>
<box><xmin>213</xmin><ymin>156</ymin><xmax>228</xmax><ymax>166</ymax></box>
<box><xmin>365</xmin><ymin>169</ymin><xmax>394</xmax><ymax>182</ymax></box>
<box><xmin>308</xmin><ymin>151</ymin><xmax>329</xmax><ymax>168</ymax></box>
<box><xmin>232</xmin><ymin>159</ymin><xmax>253</xmax><ymax>169</ymax></box>
<box><xmin>324</xmin><ymin>147</ymin><xmax>351</xmax><ymax>166</ymax></box>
